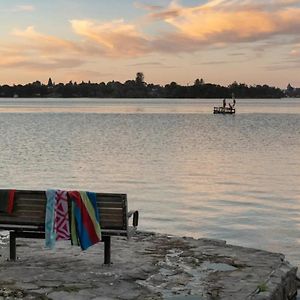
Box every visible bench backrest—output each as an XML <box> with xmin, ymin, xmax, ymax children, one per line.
<box><xmin>0</xmin><ymin>190</ymin><xmax>128</xmax><ymax>236</ymax></box>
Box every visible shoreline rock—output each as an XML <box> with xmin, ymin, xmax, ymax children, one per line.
<box><xmin>0</xmin><ymin>231</ymin><xmax>298</xmax><ymax>299</ymax></box>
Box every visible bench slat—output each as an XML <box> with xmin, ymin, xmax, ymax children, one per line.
<box><xmin>0</xmin><ymin>190</ymin><xmax>128</xmax><ymax>232</ymax></box>
<box><xmin>0</xmin><ymin>189</ymin><xmax>138</xmax><ymax>265</ymax></box>
<box><xmin>99</xmin><ymin>208</ymin><xmax>123</xmax><ymax>214</ymax></box>
<box><xmin>13</xmin><ymin>208</ymin><xmax>45</xmax><ymax>214</ymax></box>
<box><xmin>15</xmin><ymin>201</ymin><xmax>46</xmax><ymax>207</ymax></box>
<box><xmin>98</xmin><ymin>202</ymin><xmax>124</xmax><ymax>208</ymax></box>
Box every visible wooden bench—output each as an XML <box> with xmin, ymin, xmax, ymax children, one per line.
<box><xmin>0</xmin><ymin>190</ymin><xmax>139</xmax><ymax>264</ymax></box>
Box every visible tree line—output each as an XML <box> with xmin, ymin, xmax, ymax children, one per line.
<box><xmin>0</xmin><ymin>73</ymin><xmax>286</xmax><ymax>98</ymax></box>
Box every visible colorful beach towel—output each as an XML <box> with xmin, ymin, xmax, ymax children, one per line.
<box><xmin>54</xmin><ymin>190</ymin><xmax>70</xmax><ymax>241</ymax></box>
<box><xmin>45</xmin><ymin>190</ymin><xmax>70</xmax><ymax>249</ymax></box>
<box><xmin>45</xmin><ymin>189</ymin><xmax>57</xmax><ymax>249</ymax></box>
<box><xmin>0</xmin><ymin>190</ymin><xmax>15</xmax><ymax>214</ymax></box>
<box><xmin>68</xmin><ymin>191</ymin><xmax>101</xmax><ymax>251</ymax></box>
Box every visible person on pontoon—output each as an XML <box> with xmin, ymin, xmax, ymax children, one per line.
<box><xmin>223</xmin><ymin>98</ymin><xmax>226</xmax><ymax>108</ymax></box>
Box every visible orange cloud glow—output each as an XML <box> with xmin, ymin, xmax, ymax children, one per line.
<box><xmin>149</xmin><ymin>1</ymin><xmax>300</xmax><ymax>45</ymax></box>
<box><xmin>1</xmin><ymin>0</ymin><xmax>300</xmax><ymax>86</ymax></box>
<box><xmin>12</xmin><ymin>26</ymin><xmax>80</xmax><ymax>54</ymax></box>
<box><xmin>5</xmin><ymin>1</ymin><xmax>300</xmax><ymax>64</ymax></box>
<box><xmin>70</xmin><ymin>19</ymin><xmax>151</xmax><ymax>57</ymax></box>
<box><xmin>0</xmin><ymin>27</ymin><xmax>86</xmax><ymax>71</ymax></box>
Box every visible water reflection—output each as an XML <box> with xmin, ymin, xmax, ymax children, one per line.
<box><xmin>0</xmin><ymin>100</ymin><xmax>299</xmax><ymax>267</ymax></box>
<box><xmin>0</xmin><ymin>98</ymin><xmax>300</xmax><ymax>114</ymax></box>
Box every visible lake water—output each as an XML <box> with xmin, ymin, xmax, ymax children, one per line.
<box><xmin>0</xmin><ymin>98</ymin><xmax>300</xmax><ymax>267</ymax></box>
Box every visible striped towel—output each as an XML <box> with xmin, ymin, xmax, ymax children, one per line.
<box><xmin>45</xmin><ymin>190</ymin><xmax>70</xmax><ymax>249</ymax></box>
<box><xmin>68</xmin><ymin>191</ymin><xmax>101</xmax><ymax>251</ymax></box>
<box><xmin>45</xmin><ymin>190</ymin><xmax>57</xmax><ymax>249</ymax></box>
<box><xmin>54</xmin><ymin>190</ymin><xmax>70</xmax><ymax>241</ymax></box>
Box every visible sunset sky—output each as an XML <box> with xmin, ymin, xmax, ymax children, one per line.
<box><xmin>1</xmin><ymin>0</ymin><xmax>300</xmax><ymax>88</ymax></box>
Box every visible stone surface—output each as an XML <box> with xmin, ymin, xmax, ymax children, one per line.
<box><xmin>0</xmin><ymin>231</ymin><xmax>298</xmax><ymax>299</ymax></box>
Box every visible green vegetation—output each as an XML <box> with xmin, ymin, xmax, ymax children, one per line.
<box><xmin>0</xmin><ymin>73</ymin><xmax>286</xmax><ymax>98</ymax></box>
<box><xmin>257</xmin><ymin>282</ymin><xmax>268</xmax><ymax>293</ymax></box>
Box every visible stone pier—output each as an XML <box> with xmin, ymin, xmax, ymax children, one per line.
<box><xmin>0</xmin><ymin>231</ymin><xmax>298</xmax><ymax>299</ymax></box>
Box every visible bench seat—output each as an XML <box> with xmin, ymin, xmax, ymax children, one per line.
<box><xmin>0</xmin><ymin>190</ymin><xmax>139</xmax><ymax>264</ymax></box>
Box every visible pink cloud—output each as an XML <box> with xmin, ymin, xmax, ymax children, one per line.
<box><xmin>134</xmin><ymin>2</ymin><xmax>164</xmax><ymax>11</ymax></box>
<box><xmin>148</xmin><ymin>0</ymin><xmax>300</xmax><ymax>46</ymax></box>
<box><xmin>67</xmin><ymin>1</ymin><xmax>300</xmax><ymax>57</ymax></box>
<box><xmin>12</xmin><ymin>26</ymin><xmax>81</xmax><ymax>54</ymax></box>
<box><xmin>70</xmin><ymin>19</ymin><xmax>151</xmax><ymax>57</ymax></box>
<box><xmin>0</xmin><ymin>27</ymin><xmax>86</xmax><ymax>71</ymax></box>
<box><xmin>2</xmin><ymin>0</ymin><xmax>300</xmax><ymax>72</ymax></box>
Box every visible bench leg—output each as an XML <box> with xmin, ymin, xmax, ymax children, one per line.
<box><xmin>9</xmin><ymin>231</ymin><xmax>16</xmax><ymax>261</ymax></box>
<box><xmin>103</xmin><ymin>236</ymin><xmax>111</xmax><ymax>265</ymax></box>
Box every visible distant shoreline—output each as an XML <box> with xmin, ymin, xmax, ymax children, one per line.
<box><xmin>2</xmin><ymin>74</ymin><xmax>298</xmax><ymax>98</ymax></box>
<box><xmin>0</xmin><ymin>96</ymin><xmax>299</xmax><ymax>99</ymax></box>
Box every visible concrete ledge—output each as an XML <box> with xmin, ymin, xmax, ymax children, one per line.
<box><xmin>0</xmin><ymin>231</ymin><xmax>297</xmax><ymax>299</ymax></box>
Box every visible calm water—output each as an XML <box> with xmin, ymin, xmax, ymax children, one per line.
<box><xmin>0</xmin><ymin>98</ymin><xmax>300</xmax><ymax>267</ymax></box>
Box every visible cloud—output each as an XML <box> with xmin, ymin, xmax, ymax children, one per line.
<box><xmin>0</xmin><ymin>54</ymin><xmax>25</xmax><ymax>67</ymax></box>
<box><xmin>128</xmin><ymin>62</ymin><xmax>163</xmax><ymax>66</ymax></box>
<box><xmin>145</xmin><ymin>1</ymin><xmax>182</xmax><ymax>21</ymax></box>
<box><xmin>272</xmin><ymin>0</ymin><xmax>300</xmax><ymax>6</ymax></box>
<box><xmin>134</xmin><ymin>2</ymin><xmax>164</xmax><ymax>11</ymax></box>
<box><xmin>2</xmin><ymin>0</ymin><xmax>300</xmax><ymax>72</ymax></box>
<box><xmin>0</xmin><ymin>26</ymin><xmax>86</xmax><ymax>71</ymax></box>
<box><xmin>265</xmin><ymin>60</ymin><xmax>300</xmax><ymax>70</ymax></box>
<box><xmin>1</xmin><ymin>58</ymin><xmax>84</xmax><ymax>70</ymax></box>
<box><xmin>0</xmin><ymin>4</ymin><xmax>36</xmax><ymax>13</ymax></box>
<box><xmin>147</xmin><ymin>8</ymin><xmax>181</xmax><ymax>21</ymax></box>
<box><xmin>63</xmin><ymin>70</ymin><xmax>114</xmax><ymax>82</ymax></box>
<box><xmin>199</xmin><ymin>60</ymin><xmax>229</xmax><ymax>65</ymax></box>
<box><xmin>70</xmin><ymin>19</ymin><xmax>151</xmax><ymax>57</ymax></box>
<box><xmin>12</xmin><ymin>26</ymin><xmax>81</xmax><ymax>54</ymax></box>
<box><xmin>14</xmin><ymin>5</ymin><xmax>35</xmax><ymax>12</ymax></box>
<box><xmin>228</xmin><ymin>52</ymin><xmax>246</xmax><ymax>56</ymax></box>
<box><xmin>147</xmin><ymin>0</ymin><xmax>300</xmax><ymax>47</ymax></box>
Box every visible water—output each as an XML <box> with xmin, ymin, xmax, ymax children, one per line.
<box><xmin>0</xmin><ymin>98</ymin><xmax>300</xmax><ymax>267</ymax></box>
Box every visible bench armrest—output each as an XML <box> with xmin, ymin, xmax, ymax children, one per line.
<box><xmin>128</xmin><ymin>210</ymin><xmax>139</xmax><ymax>227</ymax></box>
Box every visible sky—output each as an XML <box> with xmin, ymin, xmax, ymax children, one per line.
<box><xmin>1</xmin><ymin>0</ymin><xmax>300</xmax><ymax>88</ymax></box>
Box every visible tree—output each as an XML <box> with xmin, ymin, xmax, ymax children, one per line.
<box><xmin>47</xmin><ymin>78</ymin><xmax>53</xmax><ymax>87</ymax></box>
<box><xmin>286</xmin><ymin>83</ymin><xmax>297</xmax><ymax>97</ymax></box>
<box><xmin>135</xmin><ymin>72</ymin><xmax>145</xmax><ymax>85</ymax></box>
<box><xmin>194</xmin><ymin>78</ymin><xmax>204</xmax><ymax>86</ymax></box>
<box><xmin>0</xmin><ymin>76</ymin><xmax>287</xmax><ymax>98</ymax></box>
<box><xmin>287</xmin><ymin>83</ymin><xmax>294</xmax><ymax>93</ymax></box>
